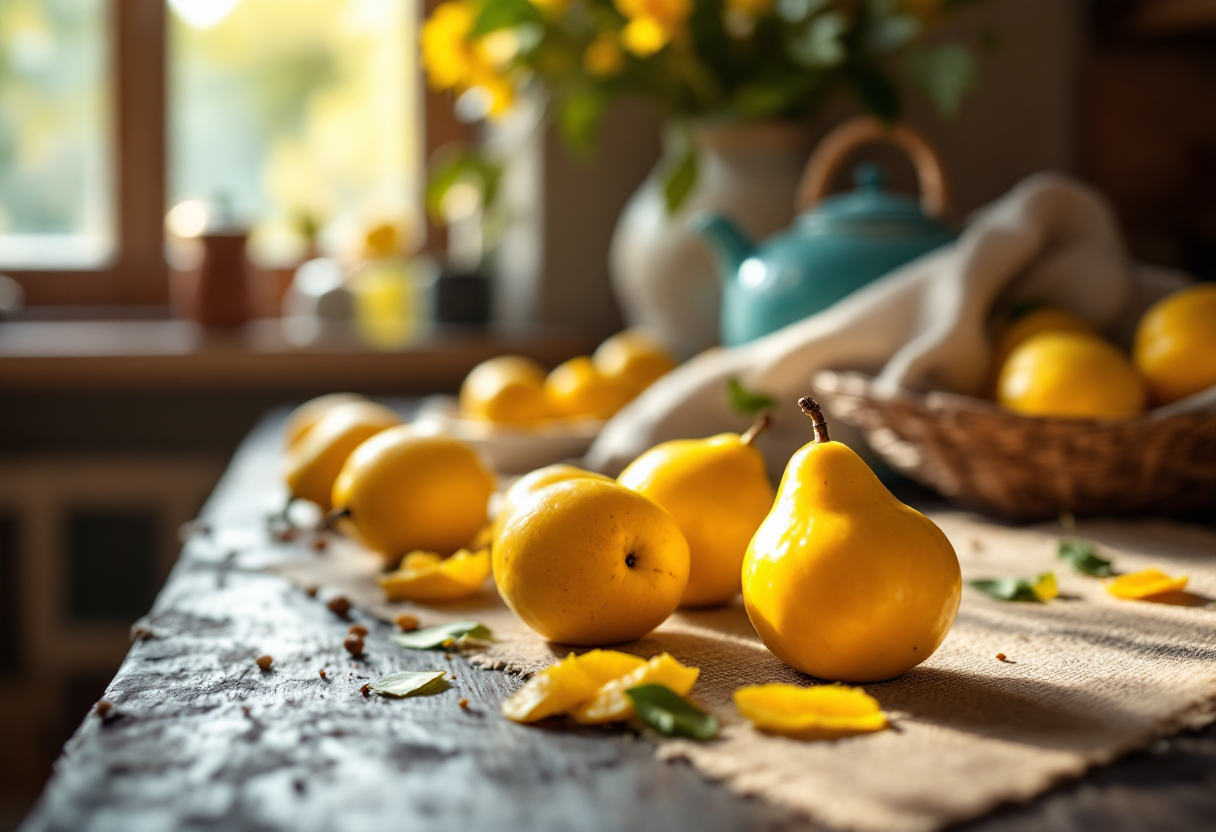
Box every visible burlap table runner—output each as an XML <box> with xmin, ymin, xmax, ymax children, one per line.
<box><xmin>269</xmin><ymin>514</ymin><xmax>1216</xmax><ymax>832</ymax></box>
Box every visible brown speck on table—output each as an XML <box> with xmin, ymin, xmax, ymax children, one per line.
<box><xmin>348</xmin><ymin>624</ymin><xmax>369</xmax><ymax>637</ymax></box>
<box><xmin>327</xmin><ymin>596</ymin><xmax>351</xmax><ymax>617</ymax></box>
<box><xmin>360</xmin><ymin>684</ymin><xmax>371</xmax><ymax>697</ymax></box>
<box><xmin>344</xmin><ymin>634</ymin><xmax>365</xmax><ymax>657</ymax></box>
<box><xmin>996</xmin><ymin>653</ymin><xmax>1012</xmax><ymax>663</ymax></box>
<box><xmin>305</xmin><ymin>585</ymin><xmax>319</xmax><ymax>598</ymax></box>
<box><xmin>394</xmin><ymin>613</ymin><xmax>419</xmax><ymax>631</ymax></box>
<box><xmin>970</xmin><ymin>538</ymin><xmax>984</xmax><ymax>553</ymax></box>
<box><xmin>95</xmin><ymin>701</ymin><xmax>112</xmax><ymax>719</ymax></box>
<box><xmin>459</xmin><ymin>698</ymin><xmax>470</xmax><ymax>710</ymax></box>
<box><xmin>318</xmin><ymin>669</ymin><xmax>327</xmax><ymax>679</ymax></box>
<box><xmin>256</xmin><ymin>655</ymin><xmax>274</xmax><ymax>671</ymax></box>
<box><xmin>312</xmin><ymin>536</ymin><xmax>329</xmax><ymax>551</ymax></box>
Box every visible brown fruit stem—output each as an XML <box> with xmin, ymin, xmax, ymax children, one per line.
<box><xmin>321</xmin><ymin>506</ymin><xmax>352</xmax><ymax>532</ymax></box>
<box><xmin>797</xmin><ymin>396</ymin><xmax>831</xmax><ymax>444</ymax></box>
<box><xmin>740</xmin><ymin>412</ymin><xmax>772</xmax><ymax>447</ymax></box>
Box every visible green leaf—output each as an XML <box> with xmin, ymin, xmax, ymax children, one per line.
<box><xmin>968</xmin><ymin>572</ymin><xmax>1056</xmax><ymax>603</ymax></box>
<box><xmin>470</xmin><ymin>0</ymin><xmax>541</xmax><ymax>37</ymax></box>
<box><xmin>626</xmin><ymin>684</ymin><xmax>719</xmax><ymax>740</ymax></box>
<box><xmin>1057</xmin><ymin>538</ymin><xmax>1114</xmax><ymax>577</ymax></box>
<box><xmin>726</xmin><ymin>377</ymin><xmax>777</xmax><ymax>417</ymax></box>
<box><xmin>368</xmin><ymin>670</ymin><xmax>449</xmax><ymax>698</ymax></box>
<box><xmin>906</xmin><ymin>44</ymin><xmax>976</xmax><ymax>118</ymax></box>
<box><xmin>789</xmin><ymin>11</ymin><xmax>847</xmax><ymax>69</ymax></box>
<box><xmin>558</xmin><ymin>91</ymin><xmax>609</xmax><ymax>160</ymax></box>
<box><xmin>662</xmin><ymin>141</ymin><xmax>699</xmax><ymax>215</ymax></box>
<box><xmin>389</xmin><ymin>620</ymin><xmax>493</xmax><ymax>650</ymax></box>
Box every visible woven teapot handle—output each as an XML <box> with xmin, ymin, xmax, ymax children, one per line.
<box><xmin>796</xmin><ymin>116</ymin><xmax>950</xmax><ymax>218</ymax></box>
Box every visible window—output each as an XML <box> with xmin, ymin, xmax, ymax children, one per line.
<box><xmin>0</xmin><ymin>0</ymin><xmax>464</xmax><ymax>307</ymax></box>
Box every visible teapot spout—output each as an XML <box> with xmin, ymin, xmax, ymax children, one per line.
<box><xmin>690</xmin><ymin>213</ymin><xmax>755</xmax><ymax>283</ymax></box>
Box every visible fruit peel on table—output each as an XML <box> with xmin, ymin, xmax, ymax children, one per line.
<box><xmin>1105</xmin><ymin>568</ymin><xmax>1189</xmax><ymax>600</ymax></box>
<box><xmin>734</xmin><ymin>683</ymin><xmax>888</xmax><ymax>740</ymax></box>
<box><xmin>378</xmin><ymin>548</ymin><xmax>491</xmax><ymax>602</ymax></box>
<box><xmin>502</xmin><ymin>650</ymin><xmax>697</xmax><ymax>726</ymax></box>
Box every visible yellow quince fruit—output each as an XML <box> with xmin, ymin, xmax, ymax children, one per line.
<box><xmin>592</xmin><ymin>329</ymin><xmax>678</xmax><ymax>399</ymax></box>
<box><xmin>378</xmin><ymin>548</ymin><xmax>491</xmax><ymax>602</ymax></box>
<box><xmin>491</xmin><ymin>463</ymin><xmax>612</xmax><ymax>546</ymax></box>
<box><xmin>282</xmin><ymin>392</ymin><xmax>367</xmax><ymax>449</ymax></box>
<box><xmin>544</xmin><ymin>356</ymin><xmax>631</xmax><ymax>420</ymax></box>
<box><xmin>282</xmin><ymin>401</ymin><xmax>403</xmax><ymax>510</ymax></box>
<box><xmin>460</xmin><ymin>355</ymin><xmax>551</xmax><ymax>425</ymax></box>
<box><xmin>493</xmin><ymin>478</ymin><xmax>689</xmax><ymax>645</ymax></box>
<box><xmin>1133</xmin><ymin>283</ymin><xmax>1216</xmax><ymax>406</ymax></box>
<box><xmin>997</xmin><ymin>332</ymin><xmax>1145</xmax><ymax>419</ymax></box>
<box><xmin>992</xmin><ymin>307</ymin><xmax>1096</xmax><ymax>374</ymax></box>
<box><xmin>332</xmin><ymin>425</ymin><xmax>496</xmax><ymax>564</ymax></box>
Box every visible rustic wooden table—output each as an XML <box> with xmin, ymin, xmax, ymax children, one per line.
<box><xmin>17</xmin><ymin>414</ymin><xmax>1216</xmax><ymax>832</ymax></box>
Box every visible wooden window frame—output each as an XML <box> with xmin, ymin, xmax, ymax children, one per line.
<box><xmin>6</xmin><ymin>0</ymin><xmax>468</xmax><ymax>308</ymax></box>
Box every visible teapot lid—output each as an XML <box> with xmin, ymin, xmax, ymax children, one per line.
<box><xmin>802</xmin><ymin>164</ymin><xmax>948</xmax><ymax>234</ymax></box>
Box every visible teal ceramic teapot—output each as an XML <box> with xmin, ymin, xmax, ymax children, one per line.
<box><xmin>693</xmin><ymin>117</ymin><xmax>956</xmax><ymax>347</ymax></box>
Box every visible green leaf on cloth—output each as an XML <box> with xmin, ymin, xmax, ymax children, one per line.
<box><xmin>1057</xmin><ymin>538</ymin><xmax>1114</xmax><ymax>577</ymax></box>
<box><xmin>389</xmin><ymin>620</ymin><xmax>493</xmax><ymax>650</ymax></box>
<box><xmin>368</xmin><ymin>670</ymin><xmax>448</xmax><ymax>698</ymax></box>
<box><xmin>968</xmin><ymin>572</ymin><xmax>1056</xmax><ymax>603</ymax></box>
<box><xmin>626</xmin><ymin>684</ymin><xmax>719</xmax><ymax>740</ymax></box>
<box><xmin>726</xmin><ymin>377</ymin><xmax>777</xmax><ymax>416</ymax></box>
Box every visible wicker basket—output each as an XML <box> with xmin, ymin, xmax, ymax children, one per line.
<box><xmin>812</xmin><ymin>370</ymin><xmax>1216</xmax><ymax>521</ymax></box>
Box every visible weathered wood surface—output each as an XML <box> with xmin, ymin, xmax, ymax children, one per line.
<box><xmin>19</xmin><ymin>414</ymin><xmax>1216</xmax><ymax>832</ymax></box>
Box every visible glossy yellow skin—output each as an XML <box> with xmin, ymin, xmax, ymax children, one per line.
<box><xmin>282</xmin><ymin>401</ymin><xmax>402</xmax><ymax>510</ymax></box>
<box><xmin>545</xmin><ymin>356</ymin><xmax>631</xmax><ymax>419</ymax></box>
<box><xmin>460</xmin><ymin>356</ymin><xmax>551</xmax><ymax>424</ymax></box>
<box><xmin>593</xmin><ymin>329</ymin><xmax>678</xmax><ymax>398</ymax></box>
<box><xmin>332</xmin><ymin>425</ymin><xmax>496</xmax><ymax>563</ymax></box>
<box><xmin>493</xmin><ymin>479</ymin><xmax>689</xmax><ymax>645</ymax></box>
<box><xmin>1134</xmin><ymin>283</ymin><xmax>1216</xmax><ymax>406</ymax></box>
<box><xmin>997</xmin><ymin>332</ymin><xmax>1145</xmax><ymax>419</ymax></box>
<box><xmin>742</xmin><ymin>440</ymin><xmax>961</xmax><ymax>682</ymax></box>
<box><xmin>618</xmin><ymin>434</ymin><xmax>774</xmax><ymax>608</ymax></box>
<box><xmin>992</xmin><ymin>307</ymin><xmax>1095</xmax><ymax>373</ymax></box>
<box><xmin>491</xmin><ymin>464</ymin><xmax>612</xmax><ymax>545</ymax></box>
<box><xmin>283</xmin><ymin>392</ymin><xmax>367</xmax><ymax>448</ymax></box>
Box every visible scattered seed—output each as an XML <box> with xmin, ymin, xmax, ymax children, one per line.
<box><xmin>996</xmin><ymin>653</ymin><xmax>1009</xmax><ymax>662</ymax></box>
<box><xmin>305</xmin><ymin>585</ymin><xmax>319</xmax><ymax>598</ymax></box>
<box><xmin>394</xmin><ymin>613</ymin><xmax>419</xmax><ymax>631</ymax></box>
<box><xmin>344</xmin><ymin>634</ymin><xmax>365</xmax><ymax>657</ymax></box>
<box><xmin>458</xmin><ymin>698</ymin><xmax>470</xmax><ymax>710</ymax></box>
<box><xmin>360</xmin><ymin>684</ymin><xmax>371</xmax><ymax>697</ymax></box>
<box><xmin>348</xmin><ymin>624</ymin><xmax>369</xmax><ymax>637</ymax></box>
<box><xmin>327</xmin><ymin>596</ymin><xmax>351</xmax><ymax>617</ymax></box>
<box><xmin>95</xmin><ymin>701</ymin><xmax>112</xmax><ymax>718</ymax></box>
<box><xmin>256</xmin><ymin>655</ymin><xmax>274</xmax><ymax>670</ymax></box>
<box><xmin>319</xmin><ymin>669</ymin><xmax>327</xmax><ymax>679</ymax></box>
<box><xmin>312</xmin><ymin>537</ymin><xmax>329</xmax><ymax>552</ymax></box>
<box><xmin>970</xmin><ymin>538</ymin><xmax>983</xmax><ymax>553</ymax></box>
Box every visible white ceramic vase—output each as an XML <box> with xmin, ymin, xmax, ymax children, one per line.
<box><xmin>609</xmin><ymin>121</ymin><xmax>815</xmax><ymax>359</ymax></box>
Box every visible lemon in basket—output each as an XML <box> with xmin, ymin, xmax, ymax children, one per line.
<box><xmin>1134</xmin><ymin>283</ymin><xmax>1216</xmax><ymax>406</ymax></box>
<box><xmin>996</xmin><ymin>332</ymin><xmax>1145</xmax><ymax>419</ymax></box>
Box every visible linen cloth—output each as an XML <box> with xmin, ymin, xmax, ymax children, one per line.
<box><xmin>585</xmin><ymin>174</ymin><xmax>1204</xmax><ymax>480</ymax></box>
<box><xmin>270</xmin><ymin>514</ymin><xmax>1216</xmax><ymax>832</ymax></box>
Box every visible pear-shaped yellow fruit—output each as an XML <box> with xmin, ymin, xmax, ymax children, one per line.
<box><xmin>618</xmin><ymin>416</ymin><xmax>775</xmax><ymax>608</ymax></box>
<box><xmin>593</xmin><ymin>329</ymin><xmax>678</xmax><ymax>399</ymax></box>
<box><xmin>545</xmin><ymin>356</ymin><xmax>631</xmax><ymax>420</ymax></box>
<box><xmin>331</xmin><ymin>425</ymin><xmax>496</xmax><ymax>563</ymax></box>
<box><xmin>1133</xmin><ymin>283</ymin><xmax>1216</xmax><ymax>406</ymax></box>
<box><xmin>283</xmin><ymin>392</ymin><xmax>367</xmax><ymax>448</ymax></box>
<box><xmin>282</xmin><ymin>401</ymin><xmax>402</xmax><ymax>510</ymax></box>
<box><xmin>742</xmin><ymin>398</ymin><xmax>961</xmax><ymax>682</ymax></box>
<box><xmin>491</xmin><ymin>464</ymin><xmax>612</xmax><ymax>545</ymax></box>
<box><xmin>997</xmin><ymin>332</ymin><xmax>1145</xmax><ymax>419</ymax></box>
<box><xmin>460</xmin><ymin>356</ymin><xmax>551</xmax><ymax>425</ymax></box>
<box><xmin>494</xmin><ymin>479</ymin><xmax>689</xmax><ymax>645</ymax></box>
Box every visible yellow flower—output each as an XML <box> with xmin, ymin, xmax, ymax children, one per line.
<box><xmin>421</xmin><ymin>1</ymin><xmax>478</xmax><ymax>90</ymax></box>
<box><xmin>584</xmin><ymin>32</ymin><xmax>624</xmax><ymax>76</ymax></box>
<box><xmin>615</xmin><ymin>0</ymin><xmax>691</xmax><ymax>56</ymax></box>
<box><xmin>469</xmin><ymin>70</ymin><xmax>516</xmax><ymax>119</ymax></box>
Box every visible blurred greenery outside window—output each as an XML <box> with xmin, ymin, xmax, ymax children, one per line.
<box><xmin>169</xmin><ymin>0</ymin><xmax>418</xmax><ymax>265</ymax></box>
<box><xmin>0</xmin><ymin>0</ymin><xmax>113</xmax><ymax>268</ymax></box>
<box><xmin>0</xmin><ymin>0</ymin><xmax>419</xmax><ymax>275</ymax></box>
